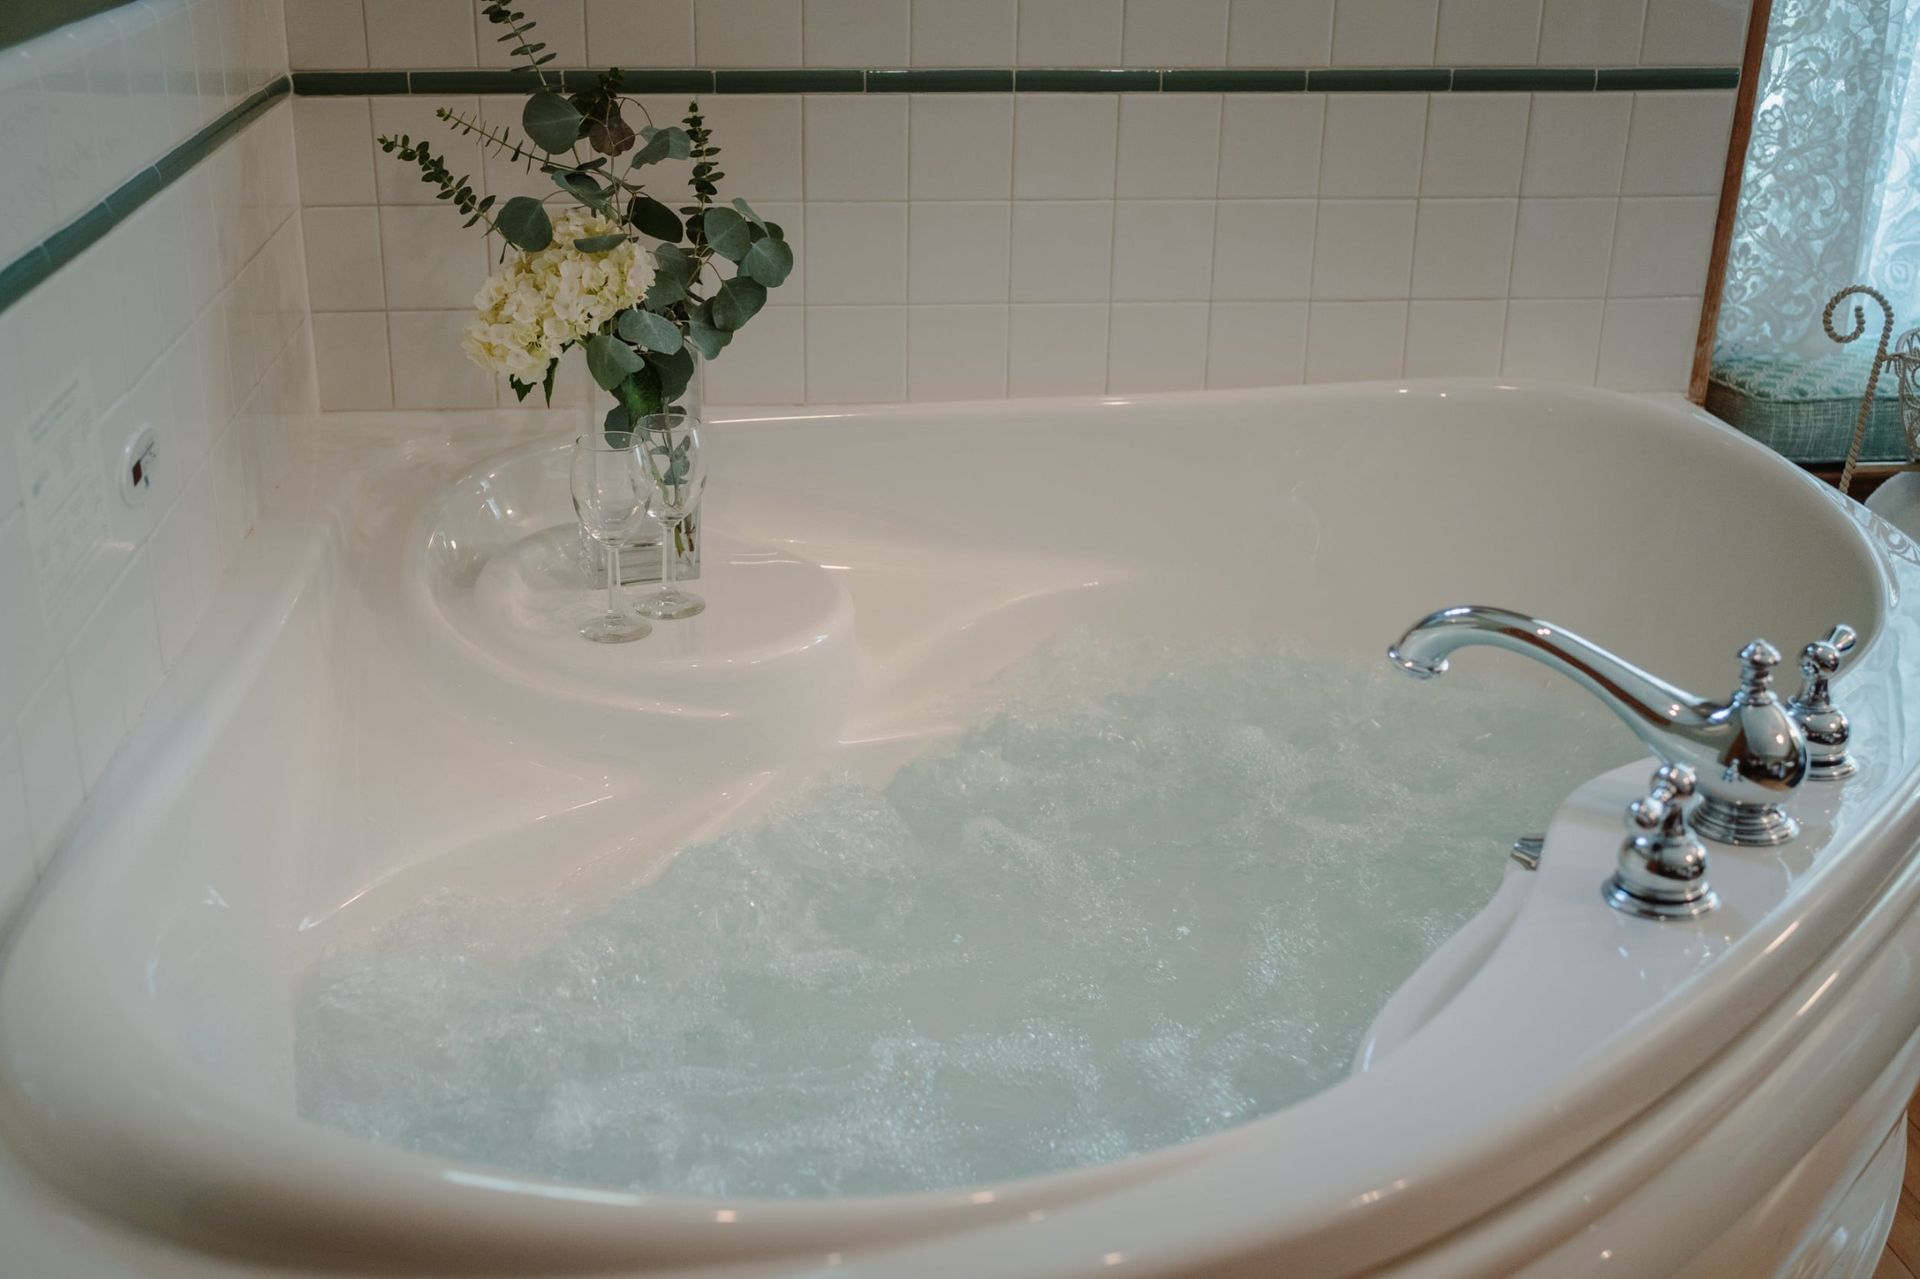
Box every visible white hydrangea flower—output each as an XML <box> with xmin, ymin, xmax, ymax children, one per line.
<box><xmin>462</xmin><ymin>210</ymin><xmax>659</xmax><ymax>381</ymax></box>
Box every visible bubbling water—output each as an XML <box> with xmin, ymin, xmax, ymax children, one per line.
<box><xmin>295</xmin><ymin>635</ymin><xmax>1635</xmax><ymax>1197</ymax></box>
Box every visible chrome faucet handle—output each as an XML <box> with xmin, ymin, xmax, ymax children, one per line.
<box><xmin>1687</xmin><ymin>637</ymin><xmax>1807</xmax><ymax>847</ymax></box>
<box><xmin>1605</xmin><ymin>763</ymin><xmax>1718</xmax><ymax>920</ymax></box>
<box><xmin>1788</xmin><ymin>624</ymin><xmax>1858</xmax><ymax>780</ymax></box>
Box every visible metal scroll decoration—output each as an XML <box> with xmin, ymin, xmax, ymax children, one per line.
<box><xmin>1824</xmin><ymin>285</ymin><xmax>1920</xmax><ymax>498</ymax></box>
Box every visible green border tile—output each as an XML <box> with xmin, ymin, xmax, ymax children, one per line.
<box><xmin>865</xmin><ymin>68</ymin><xmax>1014</xmax><ymax>92</ymax></box>
<box><xmin>714</xmin><ymin>68</ymin><xmax>863</xmax><ymax>93</ymax></box>
<box><xmin>0</xmin><ymin>247</ymin><xmax>57</xmax><ymax>311</ymax></box>
<box><xmin>293</xmin><ymin>70</ymin><xmax>409</xmax><ymax>95</ymax></box>
<box><xmin>1451</xmin><ymin>67</ymin><xmax>1596</xmax><ymax>91</ymax></box>
<box><xmin>104</xmin><ymin>165</ymin><xmax>165</xmax><ymax>218</ymax></box>
<box><xmin>410</xmin><ymin>68</ymin><xmax>546</xmax><ymax>94</ymax></box>
<box><xmin>1162</xmin><ymin>68</ymin><xmax>1307</xmax><ymax>92</ymax></box>
<box><xmin>1596</xmin><ymin>66</ymin><xmax>1739</xmax><ymax>91</ymax></box>
<box><xmin>1015</xmin><ymin>68</ymin><xmax>1160</xmax><ymax>91</ymax></box>
<box><xmin>1306</xmin><ymin>67</ymin><xmax>1453</xmax><ymax>92</ymax></box>
<box><xmin>566</xmin><ymin>68</ymin><xmax>714</xmax><ymax>93</ymax></box>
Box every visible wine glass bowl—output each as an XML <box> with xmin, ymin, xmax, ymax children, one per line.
<box><xmin>569</xmin><ymin>429</ymin><xmax>653</xmax><ymax>643</ymax></box>
<box><xmin>636</xmin><ymin>412</ymin><xmax>707</xmax><ymax>621</ymax></box>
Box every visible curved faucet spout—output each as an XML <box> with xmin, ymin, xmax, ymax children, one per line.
<box><xmin>1387</xmin><ymin>605</ymin><xmax>1809</xmax><ymax>847</ymax></box>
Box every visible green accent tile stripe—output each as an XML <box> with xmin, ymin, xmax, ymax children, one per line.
<box><xmin>1307</xmin><ymin>67</ymin><xmax>1453</xmax><ymax>92</ymax></box>
<box><xmin>1015</xmin><ymin>68</ymin><xmax>1161</xmax><ymax>91</ymax></box>
<box><xmin>1162</xmin><ymin>69</ymin><xmax>1307</xmax><ymax>92</ymax></box>
<box><xmin>1452</xmin><ymin>67</ymin><xmax>1596</xmax><ymax>91</ymax></box>
<box><xmin>713</xmin><ymin>68</ymin><xmax>864</xmax><ymax>93</ymax></box>
<box><xmin>866</xmin><ymin>68</ymin><xmax>1015</xmax><ymax>92</ymax></box>
<box><xmin>0</xmin><ymin>75</ymin><xmax>290</xmax><ymax>315</ymax></box>
<box><xmin>1596</xmin><ymin>66</ymin><xmax>1741</xmax><ymax>90</ymax></box>
<box><xmin>286</xmin><ymin>64</ymin><xmax>1740</xmax><ymax>97</ymax></box>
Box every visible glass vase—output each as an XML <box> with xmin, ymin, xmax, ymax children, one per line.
<box><xmin>576</xmin><ymin>343</ymin><xmax>704</xmax><ymax>584</ymax></box>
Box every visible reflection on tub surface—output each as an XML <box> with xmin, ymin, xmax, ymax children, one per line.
<box><xmin>296</xmin><ymin>633</ymin><xmax>1635</xmax><ymax>1198</ymax></box>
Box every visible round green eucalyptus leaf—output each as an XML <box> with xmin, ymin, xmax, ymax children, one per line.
<box><xmin>523</xmin><ymin>91</ymin><xmax>584</xmax><ymax>154</ymax></box>
<box><xmin>495</xmin><ymin>196</ymin><xmax>553</xmax><ymax>251</ymax></box>
<box><xmin>741</xmin><ymin>235</ymin><xmax>793</xmax><ymax>287</ymax></box>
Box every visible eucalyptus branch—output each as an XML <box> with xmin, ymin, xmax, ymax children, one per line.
<box><xmin>481</xmin><ymin>3</ymin><xmax>556</xmax><ymax>92</ymax></box>
<box><xmin>436</xmin><ymin>109</ymin><xmax>547</xmax><ymax>169</ymax></box>
<box><xmin>375</xmin><ymin>135</ymin><xmax>497</xmax><ymax>232</ymax></box>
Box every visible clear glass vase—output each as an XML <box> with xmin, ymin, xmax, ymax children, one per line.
<box><xmin>576</xmin><ymin>342</ymin><xmax>704</xmax><ymax>584</ymax></box>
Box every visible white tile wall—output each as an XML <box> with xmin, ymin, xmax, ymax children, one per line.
<box><xmin>0</xmin><ymin>2</ymin><xmax>313</xmax><ymax>920</ymax></box>
<box><xmin>299</xmin><ymin>84</ymin><xmax>1731</xmax><ymax>405</ymax></box>
<box><xmin>286</xmin><ymin>0</ymin><xmax>1752</xmax><ymax>69</ymax></box>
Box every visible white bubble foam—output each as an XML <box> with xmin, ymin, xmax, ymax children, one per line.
<box><xmin>296</xmin><ymin>635</ymin><xmax>1635</xmax><ymax>1197</ymax></box>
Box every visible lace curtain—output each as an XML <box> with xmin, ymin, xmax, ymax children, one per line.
<box><xmin>1717</xmin><ymin>0</ymin><xmax>1920</xmax><ymax>360</ymax></box>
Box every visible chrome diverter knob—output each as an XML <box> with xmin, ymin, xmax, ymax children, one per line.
<box><xmin>1605</xmin><ymin>763</ymin><xmax>1718</xmax><ymax>920</ymax></box>
<box><xmin>1788</xmin><ymin>624</ymin><xmax>1858</xmax><ymax>781</ymax></box>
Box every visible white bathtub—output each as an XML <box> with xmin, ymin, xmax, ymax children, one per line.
<box><xmin>4</xmin><ymin>382</ymin><xmax>1920</xmax><ymax>1278</ymax></box>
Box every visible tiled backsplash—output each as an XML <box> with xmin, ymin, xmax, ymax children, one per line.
<box><xmin>296</xmin><ymin>82</ymin><xmax>1735</xmax><ymax>406</ymax></box>
<box><xmin>0</xmin><ymin>0</ymin><xmax>315</xmax><ymax>919</ymax></box>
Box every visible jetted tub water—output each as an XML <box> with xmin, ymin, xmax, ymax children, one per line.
<box><xmin>298</xmin><ymin>635</ymin><xmax>1633</xmax><ymax>1197</ymax></box>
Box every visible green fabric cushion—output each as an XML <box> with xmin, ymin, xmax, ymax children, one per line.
<box><xmin>1707</xmin><ymin>347</ymin><xmax>1908</xmax><ymax>465</ymax></box>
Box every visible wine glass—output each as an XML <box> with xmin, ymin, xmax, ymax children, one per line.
<box><xmin>635</xmin><ymin>411</ymin><xmax>707</xmax><ymax>621</ymax></box>
<box><xmin>569</xmin><ymin>428</ymin><xmax>652</xmax><ymax>643</ymax></box>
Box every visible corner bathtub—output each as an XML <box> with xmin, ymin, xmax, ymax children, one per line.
<box><xmin>5</xmin><ymin>382</ymin><xmax>1920</xmax><ymax>1279</ymax></box>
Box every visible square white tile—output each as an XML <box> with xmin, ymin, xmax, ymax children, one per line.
<box><xmin>1319</xmin><ymin>94</ymin><xmax>1427</xmax><ymax>198</ymax></box>
<box><xmin>364</xmin><ymin>0</ymin><xmax>476</xmax><ymax>68</ymax></box>
<box><xmin>0</xmin><ymin>732</ymin><xmax>33</xmax><ymax>922</ymax></box>
<box><xmin>1112</xmin><ymin>201</ymin><xmax>1216</xmax><ymax>301</ymax></box>
<box><xmin>1210</xmin><ymin>200</ymin><xmax>1316</xmax><ymax>300</ymax></box>
<box><xmin>1218</xmin><ymin>95</ymin><xmax>1324</xmax><ymax>198</ymax></box>
<box><xmin>1509</xmin><ymin>198</ymin><xmax>1616</xmax><ymax>298</ymax></box>
<box><xmin>1521</xmin><ymin>94</ymin><xmax>1631</xmax><ymax>197</ymax></box>
<box><xmin>1597</xmin><ymin>296</ymin><xmax>1701</xmax><ymax>391</ymax></box>
<box><xmin>1332</xmin><ymin>0</ymin><xmax>1439</xmax><ymax>63</ymax></box>
<box><xmin>805</xmin><ymin>95</ymin><xmax>908</xmax><ymax>201</ymax></box>
<box><xmin>310</xmin><ymin>98</ymin><xmax>394</xmax><ymax>212</ymax></box>
<box><xmin>1117</xmin><ymin>94</ymin><xmax>1222</xmax><ymax>199</ymax></box>
<box><xmin>909</xmin><ymin>203</ymin><xmax>1011</xmax><ymax>303</ymax></box>
<box><xmin>701</xmin><ymin>95</ymin><xmax>805</xmax><ymax>200</ymax></box>
<box><xmin>1206</xmin><ymin>301</ymin><xmax>1309</xmax><ymax>388</ymax></box>
<box><xmin>1404</xmin><ymin>299</ymin><xmax>1506</xmax><ymax>375</ymax></box>
<box><xmin>1123</xmin><ymin>0</ymin><xmax>1230</xmax><ymax>65</ymax></box>
<box><xmin>1537</xmin><ymin>0</ymin><xmax>1647</xmax><ymax>64</ymax></box>
<box><xmin>1013</xmin><ymin>95</ymin><xmax>1118</xmax><ymax>199</ymax></box>
<box><xmin>1423</xmin><ymin>94</ymin><xmax>1529</xmax><ymax>197</ymax></box>
<box><xmin>1640</xmin><ymin>0</ymin><xmax>1750</xmax><ymax>65</ymax></box>
<box><xmin>1501</xmin><ymin>297</ymin><xmax>1604</xmax><ymax>382</ymax></box>
<box><xmin>17</xmin><ymin>665</ymin><xmax>84</xmax><ymax>865</ymax></box>
<box><xmin>311</xmin><ymin>314</ymin><xmax>389</xmax><ymax>412</ymax></box>
<box><xmin>148</xmin><ymin>498</ymin><xmax>199</xmax><ymax>670</ymax></box>
<box><xmin>908</xmin><ymin>305</ymin><xmax>1009</xmax><ymax>400</ymax></box>
<box><xmin>1009</xmin><ymin>201</ymin><xmax>1115</xmax><ymax>302</ymax></box>
<box><xmin>910</xmin><ymin>95</ymin><xmax>1014</xmax><ymax>199</ymax></box>
<box><xmin>1305</xmin><ymin>300</ymin><xmax>1407</xmax><ymax>382</ymax></box>
<box><xmin>285</xmin><ymin>0</ymin><xmax>369</xmax><ymax>68</ymax></box>
<box><xmin>585</xmin><ymin>0</ymin><xmax>696</xmax><ymax>65</ymax></box>
<box><xmin>1608</xmin><ymin>196</ymin><xmax>1717</xmax><ymax>297</ymax></box>
<box><xmin>1411</xmin><ymin>198</ymin><xmax>1517</xmax><ymax>299</ymax></box>
<box><xmin>1311</xmin><ymin>199</ymin><xmax>1417</xmax><ymax>300</ymax></box>
<box><xmin>694</xmin><ymin>0</ymin><xmax>804</xmax><ymax>65</ymax></box>
<box><xmin>1017</xmin><ymin>0</ymin><xmax>1125</xmax><ymax>64</ymax></box>
<box><xmin>370</xmin><ymin>96</ymin><xmax>481</xmax><ymax>205</ymax></box>
<box><xmin>804</xmin><ymin>203</ymin><xmax>908</xmax><ymax>303</ymax></box>
<box><xmin>1227</xmin><ymin>0</ymin><xmax>1335</xmax><ymax>66</ymax></box>
<box><xmin>1008</xmin><ymin>303</ymin><xmax>1109</xmax><ymax>396</ymax></box>
<box><xmin>1621</xmin><ymin>92</ymin><xmax>1736</xmax><ymax>196</ymax></box>
<box><xmin>912</xmin><ymin>0</ymin><xmax>1017</xmax><ymax>65</ymax></box>
<box><xmin>0</xmin><ymin>512</ymin><xmax>53</xmax><ymax>730</ymax></box>
<box><xmin>476</xmin><ymin>1</ymin><xmax>586</xmax><ymax>66</ymax></box>
<box><xmin>1108</xmin><ymin>303</ymin><xmax>1210</xmax><ymax>393</ymax></box>
<box><xmin>1434</xmin><ymin>0</ymin><xmax>1543</xmax><ymax>64</ymax></box>
<box><xmin>389</xmin><ymin>311</ymin><xmax>496</xmax><ymax>409</ymax></box>
<box><xmin>303</xmin><ymin>207</ymin><xmax>385</xmax><ymax>311</ymax></box>
<box><xmin>379</xmin><ymin>206</ymin><xmax>488</xmax><ymax>310</ymax></box>
<box><xmin>806</xmin><ymin>307</ymin><xmax>908</xmax><ymax>402</ymax></box>
<box><xmin>803</xmin><ymin>0</ymin><xmax>911</xmax><ymax>65</ymax></box>
<box><xmin>704</xmin><ymin>306</ymin><xmax>806</xmax><ymax>404</ymax></box>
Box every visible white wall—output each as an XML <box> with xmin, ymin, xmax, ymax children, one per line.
<box><xmin>0</xmin><ymin>0</ymin><xmax>315</xmax><ymax>920</ymax></box>
<box><xmin>289</xmin><ymin>0</ymin><xmax>1746</xmax><ymax>408</ymax></box>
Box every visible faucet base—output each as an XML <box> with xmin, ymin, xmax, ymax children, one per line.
<box><xmin>1603</xmin><ymin>875</ymin><xmax>1720</xmax><ymax>921</ymax></box>
<box><xmin>1690</xmin><ymin>795</ymin><xmax>1799</xmax><ymax>846</ymax></box>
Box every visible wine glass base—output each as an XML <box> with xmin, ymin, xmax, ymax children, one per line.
<box><xmin>636</xmin><ymin>588</ymin><xmax>706</xmax><ymax>620</ymax></box>
<box><xmin>580</xmin><ymin>613</ymin><xmax>653</xmax><ymax>643</ymax></box>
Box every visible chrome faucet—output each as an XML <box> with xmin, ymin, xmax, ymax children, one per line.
<box><xmin>1387</xmin><ymin>605</ymin><xmax>1809</xmax><ymax>846</ymax></box>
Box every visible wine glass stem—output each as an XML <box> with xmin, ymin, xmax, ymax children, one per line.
<box><xmin>607</xmin><ymin>544</ymin><xmax>620</xmax><ymax>616</ymax></box>
<box><xmin>660</xmin><ymin>519</ymin><xmax>677</xmax><ymax>593</ymax></box>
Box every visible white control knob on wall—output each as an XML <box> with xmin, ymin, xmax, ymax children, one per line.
<box><xmin>120</xmin><ymin>423</ymin><xmax>157</xmax><ymax>505</ymax></box>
